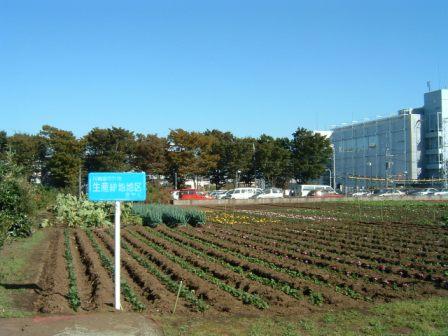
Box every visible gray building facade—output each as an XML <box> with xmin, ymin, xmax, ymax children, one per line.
<box><xmin>330</xmin><ymin>89</ymin><xmax>448</xmax><ymax>189</ymax></box>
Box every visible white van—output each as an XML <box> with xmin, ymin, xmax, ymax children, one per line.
<box><xmin>229</xmin><ymin>187</ymin><xmax>262</xmax><ymax>200</ymax></box>
<box><xmin>289</xmin><ymin>184</ymin><xmax>334</xmax><ymax>197</ymax></box>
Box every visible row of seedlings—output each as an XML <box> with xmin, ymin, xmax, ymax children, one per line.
<box><xmin>84</xmin><ymin>229</ymin><xmax>146</xmax><ymax>311</ymax></box>
<box><xmin>100</xmin><ymin>229</ymin><xmax>209</xmax><ymax>313</ymax></box>
<box><xmin>63</xmin><ymin>229</ymin><xmax>81</xmax><ymax>311</ymax></box>
<box><xmin>152</xmin><ymin>226</ymin><xmax>305</xmax><ymax>302</ymax></box>
<box><xmin>127</xmin><ymin>228</ymin><xmax>270</xmax><ymax>310</ymax></box>
<box><xmin>176</xmin><ymin>226</ymin><xmax>364</xmax><ymax>304</ymax></box>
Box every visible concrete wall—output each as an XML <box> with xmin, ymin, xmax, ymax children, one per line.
<box><xmin>173</xmin><ymin>196</ymin><xmax>448</xmax><ymax>207</ymax></box>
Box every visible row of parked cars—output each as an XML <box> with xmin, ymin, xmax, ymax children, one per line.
<box><xmin>351</xmin><ymin>188</ymin><xmax>448</xmax><ymax>197</ymax></box>
<box><xmin>171</xmin><ymin>186</ymin><xmax>345</xmax><ymax>200</ymax></box>
<box><xmin>171</xmin><ymin>187</ymin><xmax>286</xmax><ymax>200</ymax></box>
<box><xmin>171</xmin><ymin>186</ymin><xmax>448</xmax><ymax>201</ymax></box>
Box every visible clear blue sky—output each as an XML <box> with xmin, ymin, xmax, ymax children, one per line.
<box><xmin>1</xmin><ymin>0</ymin><xmax>447</xmax><ymax>138</ymax></box>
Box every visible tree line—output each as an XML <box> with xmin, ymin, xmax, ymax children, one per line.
<box><xmin>0</xmin><ymin>125</ymin><xmax>332</xmax><ymax>192</ymax></box>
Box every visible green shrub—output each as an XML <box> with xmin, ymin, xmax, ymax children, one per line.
<box><xmin>132</xmin><ymin>204</ymin><xmax>206</xmax><ymax>228</ymax></box>
<box><xmin>162</xmin><ymin>206</ymin><xmax>187</xmax><ymax>227</ymax></box>
<box><xmin>185</xmin><ymin>208</ymin><xmax>206</xmax><ymax>227</ymax></box>
<box><xmin>120</xmin><ymin>203</ymin><xmax>143</xmax><ymax>226</ymax></box>
<box><xmin>0</xmin><ymin>213</ymin><xmax>13</xmax><ymax>248</ymax></box>
<box><xmin>0</xmin><ymin>157</ymin><xmax>35</xmax><ymax>248</ymax></box>
<box><xmin>133</xmin><ymin>204</ymin><xmax>162</xmax><ymax>227</ymax></box>
<box><xmin>54</xmin><ymin>194</ymin><xmax>112</xmax><ymax>228</ymax></box>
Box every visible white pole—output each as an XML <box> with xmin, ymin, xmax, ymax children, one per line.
<box><xmin>332</xmin><ymin>146</ymin><xmax>336</xmax><ymax>190</ymax></box>
<box><xmin>114</xmin><ymin>201</ymin><xmax>121</xmax><ymax>310</ymax></box>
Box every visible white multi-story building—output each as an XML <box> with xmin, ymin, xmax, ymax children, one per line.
<box><xmin>330</xmin><ymin>89</ymin><xmax>448</xmax><ymax>188</ymax></box>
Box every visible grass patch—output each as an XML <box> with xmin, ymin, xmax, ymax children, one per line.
<box><xmin>0</xmin><ymin>230</ymin><xmax>46</xmax><ymax>318</ymax></box>
<box><xmin>157</xmin><ymin>297</ymin><xmax>448</xmax><ymax>336</ymax></box>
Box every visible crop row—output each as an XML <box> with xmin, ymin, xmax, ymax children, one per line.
<box><xmin>84</xmin><ymin>229</ymin><xmax>146</xmax><ymax>311</ymax></box>
<box><xmin>101</xmin><ymin>229</ymin><xmax>209</xmax><ymax>312</ymax></box>
<box><xmin>227</xmin><ymin>220</ymin><xmax>447</xmax><ymax>266</ymax></box>
<box><xmin>172</xmin><ymin>226</ymin><xmax>368</xmax><ymax>304</ymax></box>
<box><xmin>232</xmin><ymin>205</ymin><xmax>446</xmax><ymax>246</ymax></box>
<box><xmin>63</xmin><ymin>229</ymin><xmax>81</xmax><ymax>311</ymax></box>
<box><xmin>200</xmin><ymin>226</ymin><xmax>416</xmax><ymax>289</ymax></box>
<box><xmin>214</xmin><ymin>224</ymin><xmax>448</xmax><ymax>286</ymax></box>
<box><xmin>209</xmin><ymin>210</ymin><xmax>446</xmax><ymax>263</ymax></box>
<box><xmin>133</xmin><ymin>204</ymin><xmax>205</xmax><ymax>227</ymax></box>
<box><xmin>127</xmin><ymin>228</ymin><xmax>270</xmax><ymax>309</ymax></box>
<box><xmin>253</xmin><ymin>209</ymin><xmax>448</xmax><ymax>250</ymax></box>
<box><xmin>257</xmin><ymin>223</ymin><xmax>446</xmax><ymax>266</ymax></box>
<box><xmin>120</xmin><ymin>229</ymin><xmax>253</xmax><ymax>313</ymax></box>
<box><xmin>152</xmin><ymin>226</ymin><xmax>332</xmax><ymax>305</ymax></box>
<box><xmin>149</xmin><ymin>228</ymin><xmax>307</xmax><ymax>302</ymax></box>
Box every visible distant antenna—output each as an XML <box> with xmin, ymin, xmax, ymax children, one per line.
<box><xmin>427</xmin><ymin>81</ymin><xmax>431</xmax><ymax>92</ymax></box>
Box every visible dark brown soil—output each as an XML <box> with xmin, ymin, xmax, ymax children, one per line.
<box><xmin>74</xmin><ymin>229</ymin><xmax>115</xmax><ymax>311</ymax></box>
<box><xmin>34</xmin><ymin>229</ymin><xmax>71</xmax><ymax>314</ymax></box>
<box><xmin>69</xmin><ymin>231</ymin><xmax>101</xmax><ymax>311</ymax></box>
<box><xmin>95</xmin><ymin>229</ymin><xmax>191</xmax><ymax>314</ymax></box>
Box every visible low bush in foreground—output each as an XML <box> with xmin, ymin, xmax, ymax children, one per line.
<box><xmin>54</xmin><ymin>194</ymin><xmax>142</xmax><ymax>228</ymax></box>
<box><xmin>54</xmin><ymin>194</ymin><xmax>112</xmax><ymax>228</ymax></box>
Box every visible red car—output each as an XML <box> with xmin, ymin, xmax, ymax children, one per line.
<box><xmin>178</xmin><ymin>189</ymin><xmax>211</xmax><ymax>200</ymax></box>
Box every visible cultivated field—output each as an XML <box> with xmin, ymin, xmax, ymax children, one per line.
<box><xmin>31</xmin><ymin>201</ymin><xmax>448</xmax><ymax>317</ymax></box>
<box><xmin>2</xmin><ymin>200</ymin><xmax>448</xmax><ymax>335</ymax></box>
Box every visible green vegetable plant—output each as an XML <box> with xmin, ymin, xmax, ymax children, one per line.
<box><xmin>112</xmin><ymin>230</ymin><xmax>208</xmax><ymax>312</ymax></box>
<box><xmin>54</xmin><ymin>194</ymin><xmax>111</xmax><ymax>228</ymax></box>
<box><xmin>132</xmin><ymin>204</ymin><xmax>206</xmax><ymax>228</ymax></box>
<box><xmin>129</xmin><ymin>229</ymin><xmax>269</xmax><ymax>309</ymax></box>
<box><xmin>84</xmin><ymin>229</ymin><xmax>146</xmax><ymax>311</ymax></box>
<box><xmin>64</xmin><ymin>229</ymin><xmax>81</xmax><ymax>311</ymax></box>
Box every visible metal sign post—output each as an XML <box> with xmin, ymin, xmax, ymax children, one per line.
<box><xmin>88</xmin><ymin>172</ymin><xmax>146</xmax><ymax>311</ymax></box>
<box><xmin>114</xmin><ymin>200</ymin><xmax>121</xmax><ymax>310</ymax></box>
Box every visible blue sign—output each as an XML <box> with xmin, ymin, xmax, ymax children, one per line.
<box><xmin>88</xmin><ymin>172</ymin><xmax>147</xmax><ymax>201</ymax></box>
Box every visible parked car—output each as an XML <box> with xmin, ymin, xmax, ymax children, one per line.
<box><xmin>376</xmin><ymin>189</ymin><xmax>405</xmax><ymax>197</ymax></box>
<box><xmin>227</xmin><ymin>187</ymin><xmax>262</xmax><ymax>200</ymax></box>
<box><xmin>178</xmin><ymin>189</ymin><xmax>212</xmax><ymax>200</ymax></box>
<box><xmin>289</xmin><ymin>184</ymin><xmax>335</xmax><ymax>197</ymax></box>
<box><xmin>222</xmin><ymin>189</ymin><xmax>235</xmax><ymax>199</ymax></box>
<box><xmin>209</xmin><ymin>190</ymin><xmax>228</xmax><ymax>199</ymax></box>
<box><xmin>253</xmin><ymin>188</ymin><xmax>284</xmax><ymax>199</ymax></box>
<box><xmin>433</xmin><ymin>189</ymin><xmax>448</xmax><ymax>196</ymax></box>
<box><xmin>351</xmin><ymin>190</ymin><xmax>372</xmax><ymax>197</ymax></box>
<box><xmin>408</xmin><ymin>188</ymin><xmax>438</xmax><ymax>196</ymax></box>
<box><xmin>170</xmin><ymin>190</ymin><xmax>180</xmax><ymax>200</ymax></box>
<box><xmin>307</xmin><ymin>189</ymin><xmax>344</xmax><ymax>198</ymax></box>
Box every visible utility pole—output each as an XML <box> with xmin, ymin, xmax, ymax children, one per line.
<box><xmin>174</xmin><ymin>172</ymin><xmax>178</xmax><ymax>190</ymax></box>
<box><xmin>235</xmin><ymin>170</ymin><xmax>241</xmax><ymax>188</ymax></box>
<box><xmin>367</xmin><ymin>162</ymin><xmax>372</xmax><ymax>190</ymax></box>
<box><xmin>330</xmin><ymin>144</ymin><xmax>336</xmax><ymax>190</ymax></box>
<box><xmin>78</xmin><ymin>166</ymin><xmax>82</xmax><ymax>198</ymax></box>
<box><xmin>385</xmin><ymin>148</ymin><xmax>394</xmax><ymax>188</ymax></box>
<box><xmin>326</xmin><ymin>168</ymin><xmax>332</xmax><ymax>188</ymax></box>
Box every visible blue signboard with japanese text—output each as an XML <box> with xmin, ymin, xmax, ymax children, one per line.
<box><xmin>88</xmin><ymin>172</ymin><xmax>146</xmax><ymax>201</ymax></box>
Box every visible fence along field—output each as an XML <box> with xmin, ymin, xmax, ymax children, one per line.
<box><xmin>30</xmin><ymin>201</ymin><xmax>448</xmax><ymax>316</ymax></box>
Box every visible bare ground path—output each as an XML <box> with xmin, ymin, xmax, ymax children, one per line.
<box><xmin>0</xmin><ymin>312</ymin><xmax>162</xmax><ymax>336</ymax></box>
